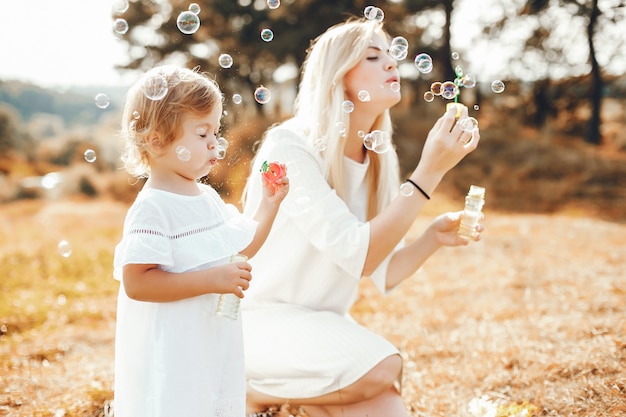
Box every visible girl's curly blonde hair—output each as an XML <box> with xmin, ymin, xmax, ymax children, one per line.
<box><xmin>119</xmin><ymin>65</ymin><xmax>223</xmax><ymax>178</ymax></box>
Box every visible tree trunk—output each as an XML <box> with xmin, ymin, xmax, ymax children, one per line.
<box><xmin>586</xmin><ymin>0</ymin><xmax>602</xmax><ymax>145</ymax></box>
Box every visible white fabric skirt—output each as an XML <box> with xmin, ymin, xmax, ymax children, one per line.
<box><xmin>242</xmin><ymin>305</ymin><xmax>400</xmax><ymax>399</ymax></box>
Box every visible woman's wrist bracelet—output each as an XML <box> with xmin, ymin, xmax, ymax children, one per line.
<box><xmin>405</xmin><ymin>179</ymin><xmax>431</xmax><ymax>200</ymax></box>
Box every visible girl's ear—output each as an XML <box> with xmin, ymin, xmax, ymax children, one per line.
<box><xmin>145</xmin><ymin>132</ymin><xmax>165</xmax><ymax>153</ymax></box>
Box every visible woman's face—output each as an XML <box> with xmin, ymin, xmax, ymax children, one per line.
<box><xmin>344</xmin><ymin>32</ymin><xmax>401</xmax><ymax>111</ymax></box>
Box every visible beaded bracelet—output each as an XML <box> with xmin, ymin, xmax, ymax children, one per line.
<box><xmin>405</xmin><ymin>179</ymin><xmax>431</xmax><ymax>200</ymax></box>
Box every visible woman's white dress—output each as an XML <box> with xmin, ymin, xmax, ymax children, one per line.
<box><xmin>113</xmin><ymin>185</ymin><xmax>256</xmax><ymax>417</ymax></box>
<box><xmin>242</xmin><ymin>121</ymin><xmax>402</xmax><ymax>399</ymax></box>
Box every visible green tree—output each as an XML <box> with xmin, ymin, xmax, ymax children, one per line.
<box><xmin>112</xmin><ymin>0</ymin><xmax>461</xmax><ymax>103</ymax></box>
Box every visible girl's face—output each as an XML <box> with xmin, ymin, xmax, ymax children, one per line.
<box><xmin>154</xmin><ymin>102</ymin><xmax>223</xmax><ymax>182</ymax></box>
<box><xmin>344</xmin><ymin>32</ymin><xmax>401</xmax><ymax>111</ymax></box>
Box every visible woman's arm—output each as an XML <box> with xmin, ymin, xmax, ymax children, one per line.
<box><xmin>122</xmin><ymin>261</ymin><xmax>252</xmax><ymax>302</ymax></box>
<box><xmin>384</xmin><ymin>211</ymin><xmax>483</xmax><ymax>290</ymax></box>
<box><xmin>363</xmin><ymin>105</ymin><xmax>480</xmax><ymax>275</ymax></box>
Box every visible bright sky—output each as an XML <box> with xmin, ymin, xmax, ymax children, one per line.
<box><xmin>0</xmin><ymin>1</ymin><xmax>623</xmax><ymax>89</ymax></box>
<box><xmin>0</xmin><ymin>0</ymin><xmax>132</xmax><ymax>88</ymax></box>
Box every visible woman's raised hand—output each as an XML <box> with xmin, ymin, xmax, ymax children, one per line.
<box><xmin>413</xmin><ymin>104</ymin><xmax>480</xmax><ymax>183</ymax></box>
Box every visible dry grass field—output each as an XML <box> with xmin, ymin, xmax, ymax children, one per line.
<box><xmin>0</xmin><ymin>119</ymin><xmax>625</xmax><ymax>416</ymax></box>
<box><xmin>0</xmin><ymin>195</ymin><xmax>624</xmax><ymax>417</ymax></box>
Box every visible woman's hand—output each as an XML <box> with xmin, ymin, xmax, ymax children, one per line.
<box><xmin>428</xmin><ymin>211</ymin><xmax>484</xmax><ymax>247</ymax></box>
<box><xmin>410</xmin><ymin>104</ymin><xmax>480</xmax><ymax>188</ymax></box>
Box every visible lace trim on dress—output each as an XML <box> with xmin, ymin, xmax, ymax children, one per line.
<box><xmin>128</xmin><ymin>221</ymin><xmax>225</xmax><ymax>240</ymax></box>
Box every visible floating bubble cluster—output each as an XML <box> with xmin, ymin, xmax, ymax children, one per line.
<box><xmin>363</xmin><ymin>130</ymin><xmax>391</xmax><ymax>154</ymax></box>
<box><xmin>364</xmin><ymin>6</ymin><xmax>384</xmax><ymax>21</ymax></box>
<box><xmin>177</xmin><ymin>11</ymin><xmax>200</xmax><ymax>35</ymax></box>
<box><xmin>389</xmin><ymin>36</ymin><xmax>409</xmax><ymax>60</ymax></box>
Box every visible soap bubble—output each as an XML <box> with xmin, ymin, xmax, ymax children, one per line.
<box><xmin>177</xmin><ymin>11</ymin><xmax>200</xmax><ymax>34</ymax></box>
<box><xmin>342</xmin><ymin>100</ymin><xmax>354</xmax><ymax>113</ymax></box>
<box><xmin>112</xmin><ymin>0</ymin><xmax>129</xmax><ymax>14</ymax></box>
<box><xmin>451</xmin><ymin>51</ymin><xmax>460</xmax><ymax>60</ymax></box>
<box><xmin>267</xmin><ymin>0</ymin><xmax>280</xmax><ymax>9</ymax></box>
<box><xmin>491</xmin><ymin>80</ymin><xmax>505</xmax><ymax>93</ymax></box>
<box><xmin>458</xmin><ymin>117</ymin><xmax>479</xmax><ymax>132</ymax></box>
<box><xmin>261</xmin><ymin>28</ymin><xmax>274</xmax><ymax>42</ymax></box>
<box><xmin>41</xmin><ymin>172</ymin><xmax>62</xmax><ymax>190</ymax></box>
<box><xmin>358</xmin><ymin>90</ymin><xmax>370</xmax><ymax>102</ymax></box>
<box><xmin>188</xmin><ymin>3</ymin><xmax>201</xmax><ymax>14</ymax></box>
<box><xmin>132</xmin><ymin>111</ymin><xmax>141</xmax><ymax>120</ymax></box>
<box><xmin>113</xmin><ymin>18</ymin><xmax>129</xmax><ymax>35</ymax></box>
<box><xmin>336</xmin><ymin>122</ymin><xmax>347</xmax><ymax>137</ymax></box>
<box><xmin>58</xmin><ymin>240</ymin><xmax>72</xmax><ymax>258</ymax></box>
<box><xmin>390</xmin><ymin>82</ymin><xmax>400</xmax><ymax>92</ymax></box>
<box><xmin>423</xmin><ymin>91</ymin><xmax>435</xmax><ymax>102</ymax></box>
<box><xmin>176</xmin><ymin>146</ymin><xmax>191</xmax><ymax>161</ymax></box>
<box><xmin>142</xmin><ymin>74</ymin><xmax>168</xmax><ymax>100</ymax></box>
<box><xmin>232</xmin><ymin>94</ymin><xmax>242</xmax><ymax>104</ymax></box>
<box><xmin>363</xmin><ymin>130</ymin><xmax>391</xmax><ymax>154</ymax></box>
<box><xmin>217</xmin><ymin>137</ymin><xmax>229</xmax><ymax>150</ymax></box>
<box><xmin>414</xmin><ymin>53</ymin><xmax>433</xmax><ymax>74</ymax></box>
<box><xmin>216</xmin><ymin>146</ymin><xmax>227</xmax><ymax>160</ymax></box>
<box><xmin>430</xmin><ymin>82</ymin><xmax>442</xmax><ymax>96</ymax></box>
<box><xmin>441</xmin><ymin>81</ymin><xmax>459</xmax><ymax>100</ymax></box>
<box><xmin>454</xmin><ymin>65</ymin><xmax>464</xmax><ymax>78</ymax></box>
<box><xmin>400</xmin><ymin>182</ymin><xmax>414</xmax><ymax>197</ymax></box>
<box><xmin>461</xmin><ymin>74</ymin><xmax>477</xmax><ymax>88</ymax></box>
<box><xmin>364</xmin><ymin>6</ymin><xmax>384</xmax><ymax>21</ymax></box>
<box><xmin>94</xmin><ymin>93</ymin><xmax>110</xmax><ymax>109</ymax></box>
<box><xmin>84</xmin><ymin>149</ymin><xmax>97</xmax><ymax>163</ymax></box>
<box><xmin>254</xmin><ymin>86</ymin><xmax>271</xmax><ymax>104</ymax></box>
<box><xmin>389</xmin><ymin>44</ymin><xmax>408</xmax><ymax>60</ymax></box>
<box><xmin>218</xmin><ymin>54</ymin><xmax>233</xmax><ymax>68</ymax></box>
<box><xmin>473</xmin><ymin>104</ymin><xmax>480</xmax><ymax>111</ymax></box>
<box><xmin>389</xmin><ymin>36</ymin><xmax>409</xmax><ymax>60</ymax></box>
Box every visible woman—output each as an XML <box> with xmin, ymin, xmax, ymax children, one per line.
<box><xmin>241</xmin><ymin>17</ymin><xmax>481</xmax><ymax>417</ymax></box>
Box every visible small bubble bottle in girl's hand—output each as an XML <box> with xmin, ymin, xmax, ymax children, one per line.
<box><xmin>260</xmin><ymin>160</ymin><xmax>287</xmax><ymax>184</ymax></box>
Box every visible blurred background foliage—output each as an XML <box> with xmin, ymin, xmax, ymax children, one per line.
<box><xmin>0</xmin><ymin>0</ymin><xmax>625</xmax><ymax>220</ymax></box>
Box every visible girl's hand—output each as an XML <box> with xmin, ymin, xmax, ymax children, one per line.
<box><xmin>260</xmin><ymin>161</ymin><xmax>289</xmax><ymax>204</ymax></box>
<box><xmin>429</xmin><ymin>211</ymin><xmax>484</xmax><ymax>247</ymax></box>
<box><xmin>213</xmin><ymin>260</ymin><xmax>252</xmax><ymax>298</ymax></box>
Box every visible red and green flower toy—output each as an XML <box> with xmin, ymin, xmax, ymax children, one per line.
<box><xmin>260</xmin><ymin>160</ymin><xmax>287</xmax><ymax>185</ymax></box>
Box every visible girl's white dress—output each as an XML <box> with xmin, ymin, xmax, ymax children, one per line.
<box><xmin>242</xmin><ymin>120</ymin><xmax>403</xmax><ymax>399</ymax></box>
<box><xmin>113</xmin><ymin>184</ymin><xmax>256</xmax><ymax>417</ymax></box>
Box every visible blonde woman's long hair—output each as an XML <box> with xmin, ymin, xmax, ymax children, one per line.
<box><xmin>294</xmin><ymin>17</ymin><xmax>401</xmax><ymax>219</ymax></box>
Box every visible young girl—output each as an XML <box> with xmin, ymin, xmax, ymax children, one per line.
<box><xmin>241</xmin><ymin>18</ymin><xmax>480</xmax><ymax>417</ymax></box>
<box><xmin>112</xmin><ymin>65</ymin><xmax>288</xmax><ymax>417</ymax></box>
